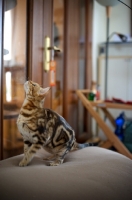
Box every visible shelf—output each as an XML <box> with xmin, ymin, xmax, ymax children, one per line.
<box><xmin>76</xmin><ymin>89</ymin><xmax>132</xmax><ymax>159</ymax></box>
<box><xmin>90</xmin><ymin>101</ymin><xmax>132</xmax><ymax>110</ymax></box>
<box><xmin>77</xmin><ymin>89</ymin><xmax>132</xmax><ymax>109</ymax></box>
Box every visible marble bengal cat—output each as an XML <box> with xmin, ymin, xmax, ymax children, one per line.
<box><xmin>17</xmin><ymin>80</ymin><xmax>93</xmax><ymax>166</ymax></box>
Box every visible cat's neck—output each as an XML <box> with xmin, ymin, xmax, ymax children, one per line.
<box><xmin>22</xmin><ymin>97</ymin><xmax>44</xmax><ymax>109</ymax></box>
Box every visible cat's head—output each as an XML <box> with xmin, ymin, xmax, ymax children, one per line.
<box><xmin>24</xmin><ymin>80</ymin><xmax>50</xmax><ymax>103</ymax></box>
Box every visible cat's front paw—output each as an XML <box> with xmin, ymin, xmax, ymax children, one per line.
<box><xmin>19</xmin><ymin>159</ymin><xmax>28</xmax><ymax>167</ymax></box>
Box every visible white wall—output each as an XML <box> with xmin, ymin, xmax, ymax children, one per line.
<box><xmin>92</xmin><ymin>0</ymin><xmax>131</xmax><ymax>81</ymax></box>
<box><xmin>92</xmin><ymin>0</ymin><xmax>131</xmax><ymax>137</ymax></box>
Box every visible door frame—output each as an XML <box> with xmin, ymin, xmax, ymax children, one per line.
<box><xmin>0</xmin><ymin>0</ymin><xmax>4</xmax><ymax>160</ymax></box>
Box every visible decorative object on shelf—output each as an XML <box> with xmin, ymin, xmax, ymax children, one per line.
<box><xmin>88</xmin><ymin>81</ymin><xmax>97</xmax><ymax>101</ymax></box>
<box><xmin>88</xmin><ymin>92</ymin><xmax>95</xmax><ymax>101</ymax></box>
<box><xmin>115</xmin><ymin>112</ymin><xmax>125</xmax><ymax>141</ymax></box>
<box><xmin>96</xmin><ymin>84</ymin><xmax>100</xmax><ymax>100</ymax></box>
<box><xmin>108</xmin><ymin>32</ymin><xmax>128</xmax><ymax>42</ymax></box>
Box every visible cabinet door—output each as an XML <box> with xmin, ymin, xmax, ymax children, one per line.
<box><xmin>30</xmin><ymin>0</ymin><xmax>93</xmax><ymax>139</ymax></box>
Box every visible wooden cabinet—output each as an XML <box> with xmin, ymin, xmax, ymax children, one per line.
<box><xmin>0</xmin><ymin>0</ymin><xmax>93</xmax><ymax>159</ymax></box>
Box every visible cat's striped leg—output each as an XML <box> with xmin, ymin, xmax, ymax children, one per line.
<box><xmin>49</xmin><ymin>143</ymin><xmax>73</xmax><ymax>166</ymax></box>
<box><xmin>23</xmin><ymin>140</ymin><xmax>32</xmax><ymax>155</ymax></box>
<box><xmin>19</xmin><ymin>143</ymin><xmax>41</xmax><ymax>167</ymax></box>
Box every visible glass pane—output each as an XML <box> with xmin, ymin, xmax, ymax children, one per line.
<box><xmin>3</xmin><ymin>0</ymin><xmax>27</xmax><ymax>159</ymax></box>
<box><xmin>52</xmin><ymin>0</ymin><xmax>64</xmax><ymax>115</ymax></box>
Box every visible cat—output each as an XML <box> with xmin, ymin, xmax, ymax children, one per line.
<box><xmin>17</xmin><ymin>80</ymin><xmax>93</xmax><ymax>166</ymax></box>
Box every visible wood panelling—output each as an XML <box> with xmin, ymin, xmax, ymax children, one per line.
<box><xmin>0</xmin><ymin>0</ymin><xmax>4</xmax><ymax>160</ymax></box>
<box><xmin>31</xmin><ymin>0</ymin><xmax>53</xmax><ymax>108</ymax></box>
<box><xmin>43</xmin><ymin>0</ymin><xmax>53</xmax><ymax>108</ymax></box>
<box><xmin>63</xmin><ymin>0</ymin><xmax>93</xmax><ymax>137</ymax></box>
<box><xmin>32</xmin><ymin>0</ymin><xmax>44</xmax><ymax>84</ymax></box>
<box><xmin>85</xmin><ymin>0</ymin><xmax>93</xmax><ymax>89</ymax></box>
<box><xmin>31</xmin><ymin>0</ymin><xmax>53</xmax><ymax>87</ymax></box>
<box><xmin>84</xmin><ymin>0</ymin><xmax>93</xmax><ymax>138</ymax></box>
<box><xmin>63</xmin><ymin>0</ymin><xmax>80</xmax><ymax>133</ymax></box>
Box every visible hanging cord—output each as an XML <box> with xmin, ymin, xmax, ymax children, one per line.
<box><xmin>118</xmin><ymin>0</ymin><xmax>132</xmax><ymax>10</ymax></box>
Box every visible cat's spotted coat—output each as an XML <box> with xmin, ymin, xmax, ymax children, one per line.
<box><xmin>17</xmin><ymin>81</ymin><xmax>93</xmax><ymax>166</ymax></box>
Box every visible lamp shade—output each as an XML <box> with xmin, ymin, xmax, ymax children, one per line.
<box><xmin>4</xmin><ymin>0</ymin><xmax>17</xmax><ymax>11</ymax></box>
<box><xmin>96</xmin><ymin>0</ymin><xmax>119</xmax><ymax>7</ymax></box>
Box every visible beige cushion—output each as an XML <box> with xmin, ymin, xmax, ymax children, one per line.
<box><xmin>0</xmin><ymin>147</ymin><xmax>132</xmax><ymax>200</ymax></box>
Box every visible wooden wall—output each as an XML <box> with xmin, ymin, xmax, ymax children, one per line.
<box><xmin>63</xmin><ymin>0</ymin><xmax>80</xmax><ymax>133</ymax></box>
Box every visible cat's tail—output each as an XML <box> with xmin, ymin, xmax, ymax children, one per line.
<box><xmin>71</xmin><ymin>141</ymin><xmax>94</xmax><ymax>151</ymax></box>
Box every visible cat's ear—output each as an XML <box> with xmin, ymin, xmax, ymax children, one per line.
<box><xmin>39</xmin><ymin>87</ymin><xmax>50</xmax><ymax>97</ymax></box>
